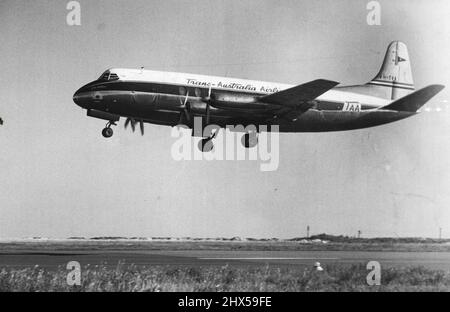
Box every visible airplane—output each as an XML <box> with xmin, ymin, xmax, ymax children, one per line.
<box><xmin>73</xmin><ymin>41</ymin><xmax>444</xmax><ymax>152</ymax></box>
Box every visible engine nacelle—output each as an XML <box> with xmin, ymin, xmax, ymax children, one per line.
<box><xmin>210</xmin><ymin>93</ymin><xmax>269</xmax><ymax>110</ymax></box>
<box><xmin>188</xmin><ymin>101</ymin><xmax>235</xmax><ymax>117</ymax></box>
<box><xmin>212</xmin><ymin>93</ymin><xmax>256</xmax><ymax>104</ymax></box>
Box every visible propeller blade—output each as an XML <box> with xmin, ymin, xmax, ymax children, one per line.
<box><xmin>178</xmin><ymin>91</ymin><xmax>191</xmax><ymax>125</ymax></box>
<box><xmin>125</xmin><ymin>117</ymin><xmax>143</xmax><ymax>135</ymax></box>
<box><xmin>184</xmin><ymin>91</ymin><xmax>189</xmax><ymax>106</ymax></box>
<box><xmin>183</xmin><ymin>107</ymin><xmax>190</xmax><ymax>122</ymax></box>
<box><xmin>139</xmin><ymin>120</ymin><xmax>144</xmax><ymax>136</ymax></box>
<box><xmin>206</xmin><ymin>102</ymin><xmax>211</xmax><ymax>125</ymax></box>
<box><xmin>125</xmin><ymin>118</ymin><xmax>137</xmax><ymax>131</ymax></box>
<box><xmin>200</xmin><ymin>85</ymin><xmax>212</xmax><ymax>125</ymax></box>
<box><xmin>179</xmin><ymin>91</ymin><xmax>189</xmax><ymax>107</ymax></box>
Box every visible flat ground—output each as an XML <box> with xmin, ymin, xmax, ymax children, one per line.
<box><xmin>1</xmin><ymin>240</ymin><xmax>450</xmax><ymax>270</ymax></box>
<box><xmin>1</xmin><ymin>240</ymin><xmax>450</xmax><ymax>291</ymax></box>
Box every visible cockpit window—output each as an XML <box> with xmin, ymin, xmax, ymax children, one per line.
<box><xmin>98</xmin><ymin>71</ymin><xmax>119</xmax><ymax>81</ymax></box>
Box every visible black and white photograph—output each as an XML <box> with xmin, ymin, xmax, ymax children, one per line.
<box><xmin>1</xmin><ymin>0</ymin><xmax>450</xmax><ymax>299</ymax></box>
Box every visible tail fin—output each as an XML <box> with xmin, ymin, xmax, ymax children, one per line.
<box><xmin>382</xmin><ymin>84</ymin><xmax>445</xmax><ymax>112</ymax></box>
<box><xmin>367</xmin><ymin>41</ymin><xmax>415</xmax><ymax>100</ymax></box>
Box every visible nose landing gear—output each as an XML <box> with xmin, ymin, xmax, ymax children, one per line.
<box><xmin>102</xmin><ymin>121</ymin><xmax>116</xmax><ymax>138</ymax></box>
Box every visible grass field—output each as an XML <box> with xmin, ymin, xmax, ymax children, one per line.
<box><xmin>1</xmin><ymin>263</ymin><xmax>449</xmax><ymax>292</ymax></box>
<box><xmin>1</xmin><ymin>238</ymin><xmax>450</xmax><ymax>291</ymax></box>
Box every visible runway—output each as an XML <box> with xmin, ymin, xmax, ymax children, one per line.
<box><xmin>1</xmin><ymin>249</ymin><xmax>450</xmax><ymax>271</ymax></box>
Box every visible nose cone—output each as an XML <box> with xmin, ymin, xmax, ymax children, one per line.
<box><xmin>73</xmin><ymin>90</ymin><xmax>81</xmax><ymax>106</ymax></box>
<box><xmin>73</xmin><ymin>86</ymin><xmax>91</xmax><ymax>109</ymax></box>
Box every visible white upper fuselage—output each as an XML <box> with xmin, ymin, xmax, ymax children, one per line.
<box><xmin>108</xmin><ymin>68</ymin><xmax>390</xmax><ymax>107</ymax></box>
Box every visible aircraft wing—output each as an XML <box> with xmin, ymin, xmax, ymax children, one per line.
<box><xmin>259</xmin><ymin>79</ymin><xmax>339</xmax><ymax>106</ymax></box>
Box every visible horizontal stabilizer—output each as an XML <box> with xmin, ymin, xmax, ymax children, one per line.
<box><xmin>260</xmin><ymin>79</ymin><xmax>339</xmax><ymax>106</ymax></box>
<box><xmin>382</xmin><ymin>84</ymin><xmax>445</xmax><ymax>112</ymax></box>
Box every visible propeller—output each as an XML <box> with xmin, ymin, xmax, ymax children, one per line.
<box><xmin>178</xmin><ymin>85</ymin><xmax>213</xmax><ymax>126</ymax></box>
<box><xmin>202</xmin><ymin>84</ymin><xmax>213</xmax><ymax>124</ymax></box>
<box><xmin>178</xmin><ymin>91</ymin><xmax>191</xmax><ymax>124</ymax></box>
<box><xmin>125</xmin><ymin>118</ymin><xmax>144</xmax><ymax>136</ymax></box>
<box><xmin>139</xmin><ymin>120</ymin><xmax>144</xmax><ymax>135</ymax></box>
<box><xmin>203</xmin><ymin>84</ymin><xmax>212</xmax><ymax>102</ymax></box>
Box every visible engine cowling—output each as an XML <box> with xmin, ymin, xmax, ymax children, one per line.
<box><xmin>213</xmin><ymin>93</ymin><xmax>256</xmax><ymax>104</ymax></box>
<box><xmin>209</xmin><ymin>93</ymin><xmax>269</xmax><ymax>110</ymax></box>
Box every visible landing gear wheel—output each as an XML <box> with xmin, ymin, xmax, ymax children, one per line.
<box><xmin>102</xmin><ymin>120</ymin><xmax>116</xmax><ymax>138</ymax></box>
<box><xmin>198</xmin><ymin>128</ymin><xmax>218</xmax><ymax>153</ymax></box>
<box><xmin>102</xmin><ymin>127</ymin><xmax>114</xmax><ymax>138</ymax></box>
<box><xmin>241</xmin><ymin>132</ymin><xmax>258</xmax><ymax>148</ymax></box>
<box><xmin>198</xmin><ymin>137</ymin><xmax>214</xmax><ymax>152</ymax></box>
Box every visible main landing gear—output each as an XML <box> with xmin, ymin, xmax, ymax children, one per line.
<box><xmin>197</xmin><ymin>94</ymin><xmax>218</xmax><ymax>152</ymax></box>
<box><xmin>198</xmin><ymin>130</ymin><xmax>217</xmax><ymax>153</ymax></box>
<box><xmin>241</xmin><ymin>132</ymin><xmax>258</xmax><ymax>148</ymax></box>
<box><xmin>197</xmin><ymin>130</ymin><xmax>259</xmax><ymax>152</ymax></box>
<box><xmin>102</xmin><ymin>121</ymin><xmax>116</xmax><ymax>138</ymax></box>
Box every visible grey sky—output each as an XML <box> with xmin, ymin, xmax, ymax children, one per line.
<box><xmin>1</xmin><ymin>0</ymin><xmax>450</xmax><ymax>239</ymax></box>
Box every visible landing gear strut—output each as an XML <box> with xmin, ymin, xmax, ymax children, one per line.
<box><xmin>197</xmin><ymin>92</ymin><xmax>218</xmax><ymax>152</ymax></box>
<box><xmin>102</xmin><ymin>121</ymin><xmax>116</xmax><ymax>138</ymax></box>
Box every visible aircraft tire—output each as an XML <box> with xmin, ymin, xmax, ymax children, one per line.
<box><xmin>102</xmin><ymin>127</ymin><xmax>114</xmax><ymax>138</ymax></box>
<box><xmin>241</xmin><ymin>132</ymin><xmax>258</xmax><ymax>148</ymax></box>
<box><xmin>198</xmin><ymin>138</ymin><xmax>214</xmax><ymax>153</ymax></box>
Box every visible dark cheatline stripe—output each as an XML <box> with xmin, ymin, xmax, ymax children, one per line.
<box><xmin>84</xmin><ymin>80</ymin><xmax>268</xmax><ymax>98</ymax></box>
<box><xmin>372</xmin><ymin>79</ymin><xmax>414</xmax><ymax>87</ymax></box>
<box><xmin>368</xmin><ymin>82</ymin><xmax>415</xmax><ymax>91</ymax></box>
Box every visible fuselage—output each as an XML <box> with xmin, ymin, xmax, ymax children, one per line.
<box><xmin>73</xmin><ymin>68</ymin><xmax>415</xmax><ymax>132</ymax></box>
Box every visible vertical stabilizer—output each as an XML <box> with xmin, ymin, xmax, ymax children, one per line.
<box><xmin>367</xmin><ymin>41</ymin><xmax>415</xmax><ymax>100</ymax></box>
